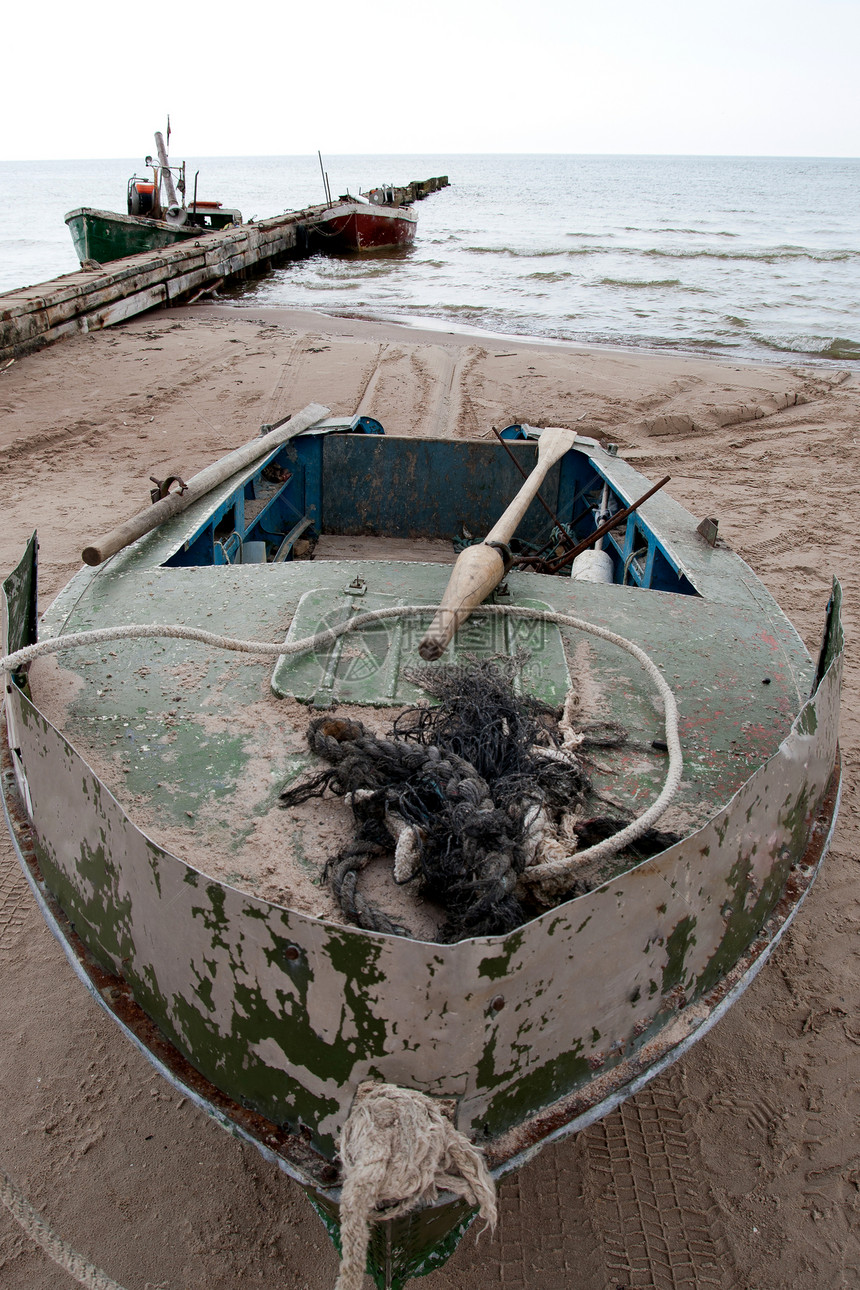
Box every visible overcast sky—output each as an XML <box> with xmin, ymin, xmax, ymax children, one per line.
<box><xmin>4</xmin><ymin>0</ymin><xmax>858</xmax><ymax>159</ymax></box>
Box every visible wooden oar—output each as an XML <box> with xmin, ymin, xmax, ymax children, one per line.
<box><xmin>418</xmin><ymin>427</ymin><xmax>578</xmax><ymax>661</ymax></box>
<box><xmin>82</xmin><ymin>402</ymin><xmax>330</xmax><ymax>566</ymax></box>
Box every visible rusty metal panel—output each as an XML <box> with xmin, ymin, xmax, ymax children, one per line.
<box><xmin>318</xmin><ymin>435</ymin><xmax>557</xmax><ymax>544</ymax></box>
<box><xmin>2</xmin><ymin>536</ymin><xmax>38</xmax><ymax>815</ymax></box>
<box><xmin>1</xmin><ymin>533</ymin><xmax>38</xmax><ymax>658</ymax></box>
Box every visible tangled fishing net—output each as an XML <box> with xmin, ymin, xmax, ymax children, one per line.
<box><xmin>280</xmin><ymin>658</ymin><xmax>675</xmax><ymax>941</ymax></box>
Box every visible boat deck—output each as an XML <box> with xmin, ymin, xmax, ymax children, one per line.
<box><xmin>34</xmin><ymin>542</ymin><xmax>813</xmax><ymax>920</ymax></box>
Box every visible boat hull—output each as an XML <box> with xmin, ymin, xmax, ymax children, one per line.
<box><xmin>307</xmin><ymin>201</ymin><xmax>417</xmax><ymax>252</ymax></box>
<box><xmin>0</xmin><ymin>687</ymin><xmax>842</xmax><ymax>1286</ymax></box>
<box><xmin>64</xmin><ymin>207</ymin><xmax>198</xmax><ymax>264</ymax></box>
<box><xmin>2</xmin><ymin>593</ymin><xmax>842</xmax><ymax>1150</ymax></box>
<box><xmin>64</xmin><ymin>206</ymin><xmax>242</xmax><ymax>266</ymax></box>
<box><xmin>0</xmin><ymin>430</ymin><xmax>845</xmax><ymax>1284</ymax></box>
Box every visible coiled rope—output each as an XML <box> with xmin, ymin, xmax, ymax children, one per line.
<box><xmin>0</xmin><ymin>603</ymin><xmax>682</xmax><ymax>898</ymax></box>
<box><xmin>334</xmin><ymin>1081</ymin><xmax>496</xmax><ymax>1290</ymax></box>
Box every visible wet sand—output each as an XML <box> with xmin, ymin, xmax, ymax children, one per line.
<box><xmin>0</xmin><ymin>305</ymin><xmax>858</xmax><ymax>1289</ymax></box>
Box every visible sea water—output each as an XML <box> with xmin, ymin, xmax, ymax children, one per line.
<box><xmin>1</xmin><ymin>153</ymin><xmax>858</xmax><ymax>364</ymax></box>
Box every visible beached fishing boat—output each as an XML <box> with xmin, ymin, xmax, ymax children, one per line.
<box><xmin>305</xmin><ymin>195</ymin><xmax>418</xmax><ymax>253</ymax></box>
<box><xmin>65</xmin><ymin>130</ymin><xmax>241</xmax><ymax>266</ymax></box>
<box><xmin>1</xmin><ymin>407</ymin><xmax>842</xmax><ymax>1287</ymax></box>
<box><xmin>305</xmin><ymin>156</ymin><xmax>420</xmax><ymax>254</ymax></box>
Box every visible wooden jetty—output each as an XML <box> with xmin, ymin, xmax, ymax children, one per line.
<box><xmin>370</xmin><ymin>176</ymin><xmax>450</xmax><ymax>207</ymax></box>
<box><xmin>0</xmin><ymin>178</ymin><xmax>449</xmax><ymax>364</ymax></box>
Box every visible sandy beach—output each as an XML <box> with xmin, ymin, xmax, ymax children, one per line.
<box><xmin>0</xmin><ymin>305</ymin><xmax>858</xmax><ymax>1290</ymax></box>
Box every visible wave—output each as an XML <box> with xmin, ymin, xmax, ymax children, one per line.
<box><xmin>557</xmin><ymin>323</ymin><xmax>744</xmax><ymax>353</ymax></box>
<box><xmin>463</xmin><ymin>242</ymin><xmax>859</xmax><ymax>267</ymax></box>
<box><xmin>525</xmin><ymin>270</ymin><xmax>573</xmax><ymax>282</ymax></box>
<box><xmin>301</xmin><ymin>280</ymin><xmax>363</xmax><ymax>292</ymax></box>
<box><xmin>466</xmin><ymin>243</ymin><xmax>620</xmax><ymax>260</ymax></box>
<box><xmin>417</xmin><ymin>302</ymin><xmax>493</xmax><ymax>317</ymax></box>
<box><xmin>644</xmin><ymin>246</ymin><xmax>858</xmax><ymax>264</ymax></box>
<box><xmin>596</xmin><ymin>277</ymin><xmax>684</xmax><ymax>290</ymax></box>
<box><xmin>754</xmin><ymin>334</ymin><xmax>860</xmax><ymax>360</ymax></box>
<box><xmin>249</xmin><ymin>284</ymin><xmax>860</xmax><ymax>364</ymax></box>
<box><xmin>642</xmin><ymin>335</ymin><xmax>743</xmax><ymax>352</ymax></box>
<box><xmin>624</xmin><ymin>226</ymin><xmax>739</xmax><ymax>238</ymax></box>
<box><xmin>465</xmin><ymin>245</ymin><xmax>571</xmax><ymax>259</ymax></box>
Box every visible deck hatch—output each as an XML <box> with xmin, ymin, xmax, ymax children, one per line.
<box><xmin>271</xmin><ymin>589</ymin><xmax>571</xmax><ymax>707</ymax></box>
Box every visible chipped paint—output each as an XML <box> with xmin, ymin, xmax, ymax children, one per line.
<box><xmin>5</xmin><ymin>611</ymin><xmax>840</xmax><ymax>1150</ymax></box>
<box><xmin>2</xmin><ymin>635</ymin><xmax>841</xmax><ymax>1156</ymax></box>
<box><xmin>0</xmin><ymin>454</ymin><xmax>845</xmax><ymax>1282</ymax></box>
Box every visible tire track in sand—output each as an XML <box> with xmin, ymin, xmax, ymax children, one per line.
<box><xmin>583</xmin><ymin>1067</ymin><xmax>742</xmax><ymax>1289</ymax></box>
<box><xmin>0</xmin><ymin>827</ymin><xmax>28</xmax><ymax>958</ymax></box>
<box><xmin>356</xmin><ymin>344</ymin><xmax>487</xmax><ymax>438</ymax></box>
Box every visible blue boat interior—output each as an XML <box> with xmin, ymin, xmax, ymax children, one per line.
<box><xmin>163</xmin><ymin>419</ymin><xmax>698</xmax><ymax>597</ymax></box>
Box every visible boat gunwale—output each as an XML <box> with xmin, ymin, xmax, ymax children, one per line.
<box><xmin>41</xmin><ymin>433</ymin><xmax>809</xmax><ymax>633</ymax></box>
<box><xmin>0</xmin><ymin>728</ymin><xmax>842</xmax><ymax>1198</ymax></box>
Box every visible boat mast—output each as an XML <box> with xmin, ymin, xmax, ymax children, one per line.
<box><xmin>155</xmin><ymin>129</ymin><xmax>179</xmax><ymax>209</ymax></box>
<box><xmin>318</xmin><ymin>150</ymin><xmax>332</xmax><ymax>205</ymax></box>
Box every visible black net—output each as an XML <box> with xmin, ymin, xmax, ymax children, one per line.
<box><xmin>280</xmin><ymin>660</ymin><xmax>676</xmax><ymax>941</ymax></box>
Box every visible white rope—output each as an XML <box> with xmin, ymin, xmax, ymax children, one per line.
<box><xmin>334</xmin><ymin>1081</ymin><xmax>496</xmax><ymax>1290</ymax></box>
<box><xmin>1</xmin><ymin>603</ymin><xmax>683</xmax><ymax>897</ymax></box>
<box><xmin>1</xmin><ymin>1154</ymin><xmax>129</xmax><ymax>1288</ymax></box>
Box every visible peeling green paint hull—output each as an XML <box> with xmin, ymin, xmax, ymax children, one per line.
<box><xmin>65</xmin><ymin>207</ymin><xmax>197</xmax><ymax>263</ymax></box>
<box><xmin>0</xmin><ymin>433</ymin><xmax>845</xmax><ymax>1286</ymax></box>
<box><xmin>5</xmin><ymin>653</ymin><xmax>842</xmax><ymax>1155</ymax></box>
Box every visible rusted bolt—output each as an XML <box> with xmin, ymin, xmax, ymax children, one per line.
<box><xmin>284</xmin><ymin>945</ymin><xmax>301</xmax><ymax>962</ymax></box>
<box><xmin>490</xmin><ymin>995</ymin><xmax>505</xmax><ymax>1012</ymax></box>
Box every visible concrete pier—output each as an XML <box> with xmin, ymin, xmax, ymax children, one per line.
<box><xmin>0</xmin><ymin>208</ymin><xmax>311</xmax><ymax>362</ymax></box>
<box><xmin>0</xmin><ymin>178</ymin><xmax>450</xmax><ymax>363</ymax></box>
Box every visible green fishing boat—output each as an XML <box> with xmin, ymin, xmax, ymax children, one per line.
<box><xmin>65</xmin><ymin>128</ymin><xmax>241</xmax><ymax>266</ymax></box>
<box><xmin>1</xmin><ymin>405</ymin><xmax>842</xmax><ymax>1286</ymax></box>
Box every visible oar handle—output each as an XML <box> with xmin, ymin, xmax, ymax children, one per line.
<box><xmin>417</xmin><ymin>427</ymin><xmax>578</xmax><ymax>660</ymax></box>
<box><xmin>485</xmin><ymin>428</ymin><xmax>576</xmax><ymax>545</ymax></box>
<box><xmin>418</xmin><ymin>543</ymin><xmax>509</xmax><ymax>661</ymax></box>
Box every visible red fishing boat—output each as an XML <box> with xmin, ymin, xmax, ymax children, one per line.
<box><xmin>306</xmin><ymin>195</ymin><xmax>418</xmax><ymax>252</ymax></box>
<box><xmin>306</xmin><ymin>156</ymin><xmax>422</xmax><ymax>252</ymax></box>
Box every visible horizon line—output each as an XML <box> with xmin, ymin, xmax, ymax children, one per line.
<box><xmin>2</xmin><ymin>150</ymin><xmax>859</xmax><ymax>164</ymax></box>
